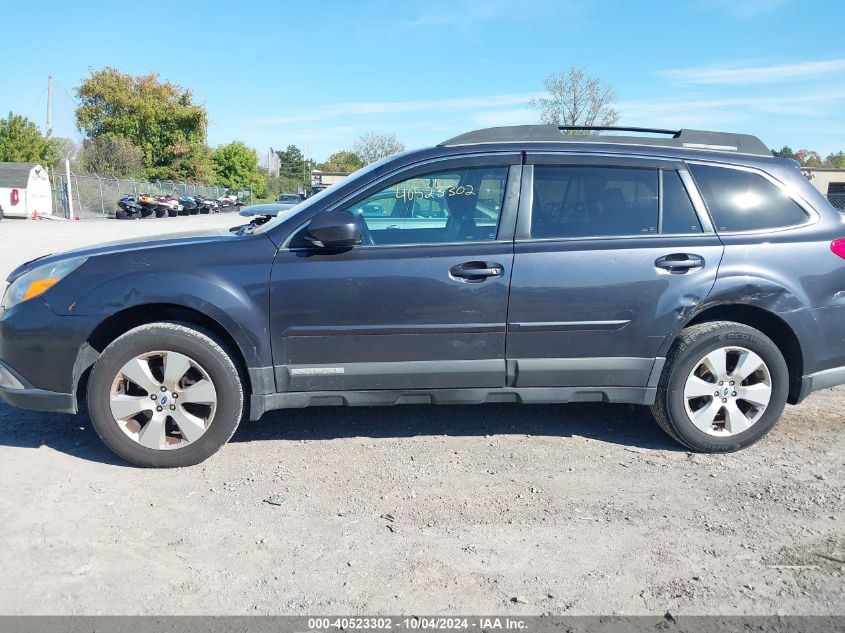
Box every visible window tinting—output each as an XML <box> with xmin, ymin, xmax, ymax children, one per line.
<box><xmin>345</xmin><ymin>166</ymin><xmax>508</xmax><ymax>245</ymax></box>
<box><xmin>689</xmin><ymin>163</ymin><xmax>809</xmax><ymax>232</ymax></box>
<box><xmin>531</xmin><ymin>166</ymin><xmax>658</xmax><ymax>239</ymax></box>
<box><xmin>662</xmin><ymin>171</ymin><xmax>702</xmax><ymax>234</ymax></box>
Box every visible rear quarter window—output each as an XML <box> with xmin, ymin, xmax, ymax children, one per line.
<box><xmin>689</xmin><ymin>163</ymin><xmax>809</xmax><ymax>232</ymax></box>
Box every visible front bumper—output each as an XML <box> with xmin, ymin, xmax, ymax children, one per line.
<box><xmin>0</xmin><ymin>357</ymin><xmax>76</xmax><ymax>413</ymax></box>
<box><xmin>0</xmin><ymin>297</ymin><xmax>100</xmax><ymax>414</ymax></box>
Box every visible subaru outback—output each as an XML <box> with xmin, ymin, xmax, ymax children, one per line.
<box><xmin>1</xmin><ymin>125</ymin><xmax>843</xmax><ymax>467</ymax></box>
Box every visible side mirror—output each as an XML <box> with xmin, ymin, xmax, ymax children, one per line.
<box><xmin>305</xmin><ymin>210</ymin><xmax>362</xmax><ymax>248</ymax></box>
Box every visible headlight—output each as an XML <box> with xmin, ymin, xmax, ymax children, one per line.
<box><xmin>2</xmin><ymin>256</ymin><xmax>87</xmax><ymax>310</ymax></box>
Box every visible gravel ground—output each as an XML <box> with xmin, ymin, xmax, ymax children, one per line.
<box><xmin>0</xmin><ymin>215</ymin><xmax>842</xmax><ymax>615</ymax></box>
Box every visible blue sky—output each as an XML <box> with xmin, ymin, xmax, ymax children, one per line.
<box><xmin>2</xmin><ymin>0</ymin><xmax>844</xmax><ymax>162</ymax></box>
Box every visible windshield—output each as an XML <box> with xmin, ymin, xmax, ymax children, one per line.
<box><xmin>278</xmin><ymin>195</ymin><xmax>300</xmax><ymax>203</ymax></box>
<box><xmin>255</xmin><ymin>155</ymin><xmax>402</xmax><ymax>234</ymax></box>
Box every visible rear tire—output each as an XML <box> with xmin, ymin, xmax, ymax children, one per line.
<box><xmin>87</xmin><ymin>322</ymin><xmax>245</xmax><ymax>467</ymax></box>
<box><xmin>651</xmin><ymin>321</ymin><xmax>789</xmax><ymax>452</ymax></box>
<box><xmin>115</xmin><ymin>209</ymin><xmax>128</xmax><ymax>220</ymax></box>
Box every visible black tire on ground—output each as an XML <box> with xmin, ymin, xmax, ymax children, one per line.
<box><xmin>115</xmin><ymin>209</ymin><xmax>128</xmax><ymax>220</ymax></box>
<box><xmin>167</xmin><ymin>209</ymin><xmax>178</xmax><ymax>218</ymax></box>
<box><xmin>651</xmin><ymin>321</ymin><xmax>789</xmax><ymax>453</ymax></box>
<box><xmin>154</xmin><ymin>207</ymin><xmax>167</xmax><ymax>218</ymax></box>
<box><xmin>86</xmin><ymin>322</ymin><xmax>245</xmax><ymax>467</ymax></box>
<box><xmin>199</xmin><ymin>207</ymin><xmax>210</xmax><ymax>214</ymax></box>
<box><xmin>189</xmin><ymin>206</ymin><xmax>200</xmax><ymax>215</ymax></box>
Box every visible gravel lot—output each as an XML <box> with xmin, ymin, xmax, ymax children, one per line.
<box><xmin>0</xmin><ymin>215</ymin><xmax>842</xmax><ymax>615</ymax></box>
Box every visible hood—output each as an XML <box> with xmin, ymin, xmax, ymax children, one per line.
<box><xmin>6</xmin><ymin>227</ymin><xmax>240</xmax><ymax>283</ymax></box>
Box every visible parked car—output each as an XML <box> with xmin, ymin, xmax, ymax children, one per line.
<box><xmin>2</xmin><ymin>125</ymin><xmax>844</xmax><ymax>467</ymax></box>
<box><xmin>277</xmin><ymin>193</ymin><xmax>305</xmax><ymax>204</ymax></box>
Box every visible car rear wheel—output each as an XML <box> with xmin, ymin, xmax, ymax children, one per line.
<box><xmin>651</xmin><ymin>321</ymin><xmax>789</xmax><ymax>452</ymax></box>
<box><xmin>87</xmin><ymin>322</ymin><xmax>244</xmax><ymax>467</ymax></box>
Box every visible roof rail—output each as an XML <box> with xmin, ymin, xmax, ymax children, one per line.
<box><xmin>438</xmin><ymin>125</ymin><xmax>772</xmax><ymax>157</ymax></box>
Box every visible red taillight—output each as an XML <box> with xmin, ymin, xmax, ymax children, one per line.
<box><xmin>10</xmin><ymin>188</ymin><xmax>19</xmax><ymax>205</ymax></box>
<box><xmin>832</xmin><ymin>239</ymin><xmax>845</xmax><ymax>260</ymax></box>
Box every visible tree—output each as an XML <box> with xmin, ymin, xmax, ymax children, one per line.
<box><xmin>75</xmin><ymin>67</ymin><xmax>210</xmax><ymax>180</ymax></box>
<box><xmin>824</xmin><ymin>151</ymin><xmax>845</xmax><ymax>168</ymax></box>
<box><xmin>317</xmin><ymin>150</ymin><xmax>364</xmax><ymax>173</ymax></box>
<box><xmin>772</xmin><ymin>146</ymin><xmax>796</xmax><ymax>160</ymax></box>
<box><xmin>352</xmin><ymin>132</ymin><xmax>405</xmax><ymax>165</ymax></box>
<box><xmin>276</xmin><ymin>144</ymin><xmax>307</xmax><ymax>181</ymax></box>
<box><xmin>211</xmin><ymin>141</ymin><xmax>266</xmax><ymax>193</ymax></box>
<box><xmin>794</xmin><ymin>149</ymin><xmax>822</xmax><ymax>167</ymax></box>
<box><xmin>0</xmin><ymin>112</ymin><xmax>58</xmax><ymax>165</ymax></box>
<box><xmin>528</xmin><ymin>67</ymin><xmax>619</xmax><ymax>132</ymax></box>
<box><xmin>78</xmin><ymin>136</ymin><xmax>144</xmax><ymax>177</ymax></box>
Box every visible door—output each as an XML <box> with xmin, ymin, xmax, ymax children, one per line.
<box><xmin>506</xmin><ymin>154</ymin><xmax>725</xmax><ymax>388</ymax></box>
<box><xmin>269</xmin><ymin>154</ymin><xmax>521</xmax><ymax>392</ymax></box>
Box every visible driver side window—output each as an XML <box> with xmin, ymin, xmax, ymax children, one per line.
<box><xmin>345</xmin><ymin>166</ymin><xmax>508</xmax><ymax>245</ymax></box>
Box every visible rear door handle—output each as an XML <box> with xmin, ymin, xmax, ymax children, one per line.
<box><xmin>655</xmin><ymin>253</ymin><xmax>705</xmax><ymax>274</ymax></box>
<box><xmin>450</xmin><ymin>261</ymin><xmax>504</xmax><ymax>282</ymax></box>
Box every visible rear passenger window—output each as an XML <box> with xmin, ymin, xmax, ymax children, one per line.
<box><xmin>662</xmin><ymin>171</ymin><xmax>702</xmax><ymax>234</ymax></box>
<box><xmin>531</xmin><ymin>166</ymin><xmax>658</xmax><ymax>238</ymax></box>
<box><xmin>689</xmin><ymin>163</ymin><xmax>809</xmax><ymax>232</ymax></box>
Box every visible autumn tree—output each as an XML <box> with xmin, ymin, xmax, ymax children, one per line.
<box><xmin>78</xmin><ymin>136</ymin><xmax>144</xmax><ymax>177</ymax></box>
<box><xmin>353</xmin><ymin>132</ymin><xmax>405</xmax><ymax>165</ymax></box>
<box><xmin>75</xmin><ymin>67</ymin><xmax>211</xmax><ymax>180</ymax></box>
<box><xmin>0</xmin><ymin>112</ymin><xmax>58</xmax><ymax>165</ymax></box>
<box><xmin>794</xmin><ymin>149</ymin><xmax>823</xmax><ymax>167</ymax></box>
<box><xmin>528</xmin><ymin>67</ymin><xmax>619</xmax><ymax>132</ymax></box>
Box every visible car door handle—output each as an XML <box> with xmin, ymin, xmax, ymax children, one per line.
<box><xmin>655</xmin><ymin>253</ymin><xmax>705</xmax><ymax>274</ymax></box>
<box><xmin>450</xmin><ymin>261</ymin><xmax>504</xmax><ymax>282</ymax></box>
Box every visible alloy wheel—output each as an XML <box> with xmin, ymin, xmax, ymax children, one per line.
<box><xmin>682</xmin><ymin>346</ymin><xmax>772</xmax><ymax>436</ymax></box>
<box><xmin>109</xmin><ymin>350</ymin><xmax>217</xmax><ymax>450</ymax></box>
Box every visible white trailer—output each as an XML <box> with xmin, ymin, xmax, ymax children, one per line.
<box><xmin>0</xmin><ymin>162</ymin><xmax>53</xmax><ymax>219</ymax></box>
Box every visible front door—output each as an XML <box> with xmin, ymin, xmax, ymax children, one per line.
<box><xmin>506</xmin><ymin>154</ymin><xmax>725</xmax><ymax>388</ymax></box>
<box><xmin>269</xmin><ymin>155</ymin><xmax>521</xmax><ymax>392</ymax></box>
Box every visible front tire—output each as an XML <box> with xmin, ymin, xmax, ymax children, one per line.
<box><xmin>87</xmin><ymin>322</ymin><xmax>244</xmax><ymax>467</ymax></box>
<box><xmin>651</xmin><ymin>321</ymin><xmax>789</xmax><ymax>452</ymax></box>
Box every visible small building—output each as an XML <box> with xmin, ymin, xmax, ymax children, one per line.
<box><xmin>0</xmin><ymin>162</ymin><xmax>53</xmax><ymax>218</ymax></box>
<box><xmin>802</xmin><ymin>167</ymin><xmax>845</xmax><ymax>210</ymax></box>
<box><xmin>310</xmin><ymin>169</ymin><xmax>349</xmax><ymax>194</ymax></box>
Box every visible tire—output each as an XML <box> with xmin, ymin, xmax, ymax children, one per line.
<box><xmin>86</xmin><ymin>322</ymin><xmax>245</xmax><ymax>467</ymax></box>
<box><xmin>115</xmin><ymin>209</ymin><xmax>128</xmax><ymax>220</ymax></box>
<box><xmin>154</xmin><ymin>207</ymin><xmax>167</xmax><ymax>218</ymax></box>
<box><xmin>167</xmin><ymin>208</ymin><xmax>178</xmax><ymax>218</ymax></box>
<box><xmin>651</xmin><ymin>321</ymin><xmax>789</xmax><ymax>453</ymax></box>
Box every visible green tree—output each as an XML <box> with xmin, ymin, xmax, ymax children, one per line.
<box><xmin>772</xmin><ymin>146</ymin><xmax>796</xmax><ymax>159</ymax></box>
<box><xmin>317</xmin><ymin>150</ymin><xmax>364</xmax><ymax>173</ymax></box>
<box><xmin>75</xmin><ymin>67</ymin><xmax>211</xmax><ymax>180</ymax></box>
<box><xmin>824</xmin><ymin>151</ymin><xmax>845</xmax><ymax>168</ymax></box>
<box><xmin>0</xmin><ymin>112</ymin><xmax>58</xmax><ymax>165</ymax></box>
<box><xmin>352</xmin><ymin>132</ymin><xmax>404</xmax><ymax>165</ymax></box>
<box><xmin>276</xmin><ymin>144</ymin><xmax>307</xmax><ymax>181</ymax></box>
<box><xmin>211</xmin><ymin>141</ymin><xmax>266</xmax><ymax>193</ymax></box>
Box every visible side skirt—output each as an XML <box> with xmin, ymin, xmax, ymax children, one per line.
<box><xmin>249</xmin><ymin>386</ymin><xmax>657</xmax><ymax>421</ymax></box>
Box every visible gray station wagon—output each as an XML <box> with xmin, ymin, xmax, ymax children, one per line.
<box><xmin>1</xmin><ymin>125</ymin><xmax>844</xmax><ymax>467</ymax></box>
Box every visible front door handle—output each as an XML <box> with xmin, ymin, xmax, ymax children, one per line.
<box><xmin>450</xmin><ymin>261</ymin><xmax>504</xmax><ymax>282</ymax></box>
<box><xmin>655</xmin><ymin>253</ymin><xmax>705</xmax><ymax>274</ymax></box>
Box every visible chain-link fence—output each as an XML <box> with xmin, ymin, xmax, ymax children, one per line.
<box><xmin>827</xmin><ymin>193</ymin><xmax>845</xmax><ymax>211</ymax></box>
<box><xmin>52</xmin><ymin>173</ymin><xmax>247</xmax><ymax>219</ymax></box>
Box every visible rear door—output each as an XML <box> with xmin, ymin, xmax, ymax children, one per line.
<box><xmin>506</xmin><ymin>153</ymin><xmax>725</xmax><ymax>388</ymax></box>
<box><xmin>269</xmin><ymin>154</ymin><xmax>521</xmax><ymax>392</ymax></box>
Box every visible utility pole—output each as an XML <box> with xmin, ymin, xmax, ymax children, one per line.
<box><xmin>46</xmin><ymin>76</ymin><xmax>53</xmax><ymax>136</ymax></box>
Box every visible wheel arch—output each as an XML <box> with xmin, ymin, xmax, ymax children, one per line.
<box><xmin>662</xmin><ymin>303</ymin><xmax>805</xmax><ymax>404</ymax></box>
<box><xmin>76</xmin><ymin>303</ymin><xmax>254</xmax><ymax>408</ymax></box>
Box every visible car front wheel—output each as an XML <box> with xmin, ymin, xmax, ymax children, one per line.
<box><xmin>651</xmin><ymin>321</ymin><xmax>789</xmax><ymax>452</ymax></box>
<box><xmin>87</xmin><ymin>322</ymin><xmax>244</xmax><ymax>467</ymax></box>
